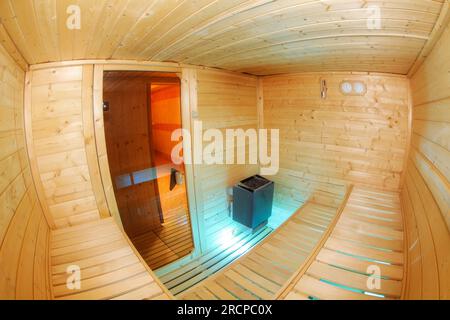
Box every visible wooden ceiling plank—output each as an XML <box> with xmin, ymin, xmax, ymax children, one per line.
<box><xmin>175</xmin><ymin>4</ymin><xmax>439</xmax><ymax>63</ymax></box>
<box><xmin>33</xmin><ymin>0</ymin><xmax>61</xmax><ymax>62</ymax></box>
<box><xmin>0</xmin><ymin>0</ymin><xmax>36</xmax><ymax>63</ymax></box>
<box><xmin>72</xmin><ymin>0</ymin><xmax>110</xmax><ymax>60</ymax></box>
<box><xmin>54</xmin><ymin>0</ymin><xmax>76</xmax><ymax>61</ymax></box>
<box><xmin>96</xmin><ymin>0</ymin><xmax>157</xmax><ymax>59</ymax></box>
<box><xmin>174</xmin><ymin>18</ymin><xmax>434</xmax><ymax>64</ymax></box>
<box><xmin>138</xmin><ymin>0</ymin><xmax>233</xmax><ymax>59</ymax></box>
<box><xmin>150</xmin><ymin>0</ymin><xmax>275</xmax><ymax>61</ymax></box>
<box><xmin>113</xmin><ymin>0</ymin><xmax>192</xmax><ymax>60</ymax></box>
<box><xmin>408</xmin><ymin>0</ymin><xmax>450</xmax><ymax>77</ymax></box>
<box><xmin>0</xmin><ymin>0</ymin><xmax>446</xmax><ymax>75</ymax></box>
<box><xmin>0</xmin><ymin>24</ymin><xmax>27</xmax><ymax>70</ymax></box>
<box><xmin>9</xmin><ymin>0</ymin><xmax>49</xmax><ymax>63</ymax></box>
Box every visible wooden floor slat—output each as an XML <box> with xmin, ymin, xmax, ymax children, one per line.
<box><xmin>131</xmin><ymin>209</ymin><xmax>194</xmax><ymax>270</ymax></box>
<box><xmin>168</xmin><ymin>227</ymin><xmax>272</xmax><ymax>295</ymax></box>
<box><xmin>157</xmin><ymin>226</ymin><xmax>256</xmax><ymax>283</ymax></box>
<box><xmin>178</xmin><ymin>187</ymin><xmax>347</xmax><ymax>300</ymax></box>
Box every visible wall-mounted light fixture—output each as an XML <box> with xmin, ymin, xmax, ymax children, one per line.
<box><xmin>341</xmin><ymin>81</ymin><xmax>353</xmax><ymax>94</ymax></box>
<box><xmin>353</xmin><ymin>81</ymin><xmax>367</xmax><ymax>95</ymax></box>
<box><xmin>340</xmin><ymin>80</ymin><xmax>367</xmax><ymax>96</ymax></box>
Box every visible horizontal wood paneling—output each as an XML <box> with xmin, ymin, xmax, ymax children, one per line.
<box><xmin>28</xmin><ymin>66</ymin><xmax>102</xmax><ymax>228</ymax></box>
<box><xmin>0</xmin><ymin>41</ymin><xmax>51</xmax><ymax>299</ymax></box>
<box><xmin>195</xmin><ymin>69</ymin><xmax>259</xmax><ymax>251</ymax></box>
<box><xmin>402</xmin><ymin>18</ymin><xmax>450</xmax><ymax>300</ymax></box>
<box><xmin>0</xmin><ymin>0</ymin><xmax>446</xmax><ymax>75</ymax></box>
<box><xmin>151</xmin><ymin>85</ymin><xmax>182</xmax><ymax>159</ymax></box>
<box><xmin>263</xmin><ymin>73</ymin><xmax>409</xmax><ymax>212</ymax></box>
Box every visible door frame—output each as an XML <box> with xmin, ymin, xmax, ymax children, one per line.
<box><xmin>92</xmin><ymin>64</ymin><xmax>205</xmax><ymax>266</ymax></box>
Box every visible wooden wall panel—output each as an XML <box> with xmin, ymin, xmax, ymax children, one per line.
<box><xmin>28</xmin><ymin>66</ymin><xmax>101</xmax><ymax>228</ymax></box>
<box><xmin>81</xmin><ymin>65</ymin><xmax>110</xmax><ymax>220</ymax></box>
<box><xmin>0</xmin><ymin>41</ymin><xmax>51</xmax><ymax>299</ymax></box>
<box><xmin>195</xmin><ymin>69</ymin><xmax>259</xmax><ymax>250</ymax></box>
<box><xmin>151</xmin><ymin>85</ymin><xmax>182</xmax><ymax>160</ymax></box>
<box><xmin>402</xmin><ymin>19</ymin><xmax>450</xmax><ymax>300</ymax></box>
<box><xmin>263</xmin><ymin>73</ymin><xmax>410</xmax><ymax>212</ymax></box>
<box><xmin>93</xmin><ymin>65</ymin><xmax>123</xmax><ymax>229</ymax></box>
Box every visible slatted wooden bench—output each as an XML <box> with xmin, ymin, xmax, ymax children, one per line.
<box><xmin>179</xmin><ymin>187</ymin><xmax>350</xmax><ymax>300</ymax></box>
<box><xmin>48</xmin><ymin>185</ymin><xmax>405</xmax><ymax>300</ymax></box>
<box><xmin>50</xmin><ymin>218</ymin><xmax>173</xmax><ymax>300</ymax></box>
<box><xmin>179</xmin><ymin>185</ymin><xmax>406</xmax><ymax>300</ymax></box>
<box><xmin>278</xmin><ymin>186</ymin><xmax>404</xmax><ymax>300</ymax></box>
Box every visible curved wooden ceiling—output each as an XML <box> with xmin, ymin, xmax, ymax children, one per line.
<box><xmin>0</xmin><ymin>0</ymin><xmax>448</xmax><ymax>75</ymax></box>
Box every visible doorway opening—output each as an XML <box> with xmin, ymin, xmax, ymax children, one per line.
<box><xmin>103</xmin><ymin>71</ymin><xmax>194</xmax><ymax>270</ymax></box>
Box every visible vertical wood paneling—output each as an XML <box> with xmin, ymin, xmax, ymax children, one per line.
<box><xmin>180</xmin><ymin>68</ymin><xmax>204</xmax><ymax>255</ymax></box>
<box><xmin>402</xmin><ymin>19</ymin><xmax>450</xmax><ymax>300</ymax></box>
<box><xmin>29</xmin><ymin>66</ymin><xmax>101</xmax><ymax>227</ymax></box>
<box><xmin>81</xmin><ymin>65</ymin><xmax>110</xmax><ymax>219</ymax></box>
<box><xmin>263</xmin><ymin>73</ymin><xmax>409</xmax><ymax>212</ymax></box>
<box><xmin>93</xmin><ymin>65</ymin><xmax>122</xmax><ymax>228</ymax></box>
<box><xmin>0</xmin><ymin>41</ymin><xmax>51</xmax><ymax>299</ymax></box>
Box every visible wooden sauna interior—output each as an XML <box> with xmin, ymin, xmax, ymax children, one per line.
<box><xmin>0</xmin><ymin>0</ymin><xmax>449</xmax><ymax>300</ymax></box>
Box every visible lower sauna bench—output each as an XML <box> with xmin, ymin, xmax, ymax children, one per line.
<box><xmin>280</xmin><ymin>187</ymin><xmax>404</xmax><ymax>300</ymax></box>
<box><xmin>49</xmin><ymin>185</ymin><xmax>405</xmax><ymax>300</ymax></box>
<box><xmin>180</xmin><ymin>186</ymin><xmax>405</xmax><ymax>300</ymax></box>
<box><xmin>179</xmin><ymin>187</ymin><xmax>349</xmax><ymax>300</ymax></box>
<box><xmin>50</xmin><ymin>218</ymin><xmax>173</xmax><ymax>300</ymax></box>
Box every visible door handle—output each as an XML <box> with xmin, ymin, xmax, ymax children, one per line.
<box><xmin>170</xmin><ymin>168</ymin><xmax>184</xmax><ymax>191</ymax></box>
<box><xmin>175</xmin><ymin>170</ymin><xmax>184</xmax><ymax>185</ymax></box>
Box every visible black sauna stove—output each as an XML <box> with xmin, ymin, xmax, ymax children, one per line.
<box><xmin>232</xmin><ymin>175</ymin><xmax>274</xmax><ymax>230</ymax></box>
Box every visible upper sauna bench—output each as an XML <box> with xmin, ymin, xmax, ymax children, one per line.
<box><xmin>50</xmin><ymin>218</ymin><xmax>172</xmax><ymax>300</ymax></box>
